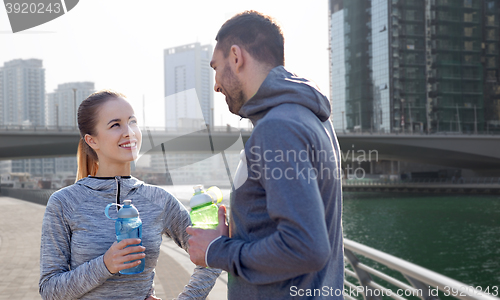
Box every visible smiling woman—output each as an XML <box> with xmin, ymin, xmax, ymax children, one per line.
<box><xmin>75</xmin><ymin>90</ymin><xmax>142</xmax><ymax>180</ymax></box>
<box><xmin>38</xmin><ymin>89</ymin><xmax>221</xmax><ymax>300</ymax></box>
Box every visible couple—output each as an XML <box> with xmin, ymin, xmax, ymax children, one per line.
<box><xmin>39</xmin><ymin>11</ymin><xmax>344</xmax><ymax>300</ymax></box>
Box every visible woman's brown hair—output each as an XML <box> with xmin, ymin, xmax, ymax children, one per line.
<box><xmin>75</xmin><ymin>89</ymin><xmax>126</xmax><ymax>182</ymax></box>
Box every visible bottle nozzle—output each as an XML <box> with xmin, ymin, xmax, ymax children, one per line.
<box><xmin>193</xmin><ymin>185</ymin><xmax>204</xmax><ymax>195</ymax></box>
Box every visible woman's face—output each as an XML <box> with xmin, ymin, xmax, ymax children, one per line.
<box><xmin>86</xmin><ymin>97</ymin><xmax>142</xmax><ymax>165</ymax></box>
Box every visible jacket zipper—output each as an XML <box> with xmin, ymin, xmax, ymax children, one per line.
<box><xmin>115</xmin><ymin>176</ymin><xmax>120</xmax><ymax>211</ymax></box>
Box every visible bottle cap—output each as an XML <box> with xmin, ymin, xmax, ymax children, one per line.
<box><xmin>117</xmin><ymin>199</ymin><xmax>139</xmax><ymax>218</ymax></box>
<box><xmin>193</xmin><ymin>185</ymin><xmax>204</xmax><ymax>194</ymax></box>
<box><xmin>190</xmin><ymin>185</ymin><xmax>213</xmax><ymax>208</ymax></box>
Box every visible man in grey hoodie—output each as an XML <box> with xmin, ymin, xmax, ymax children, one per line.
<box><xmin>187</xmin><ymin>10</ymin><xmax>344</xmax><ymax>299</ymax></box>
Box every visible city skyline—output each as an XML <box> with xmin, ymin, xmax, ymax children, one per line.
<box><xmin>0</xmin><ymin>0</ymin><xmax>330</xmax><ymax>129</ymax></box>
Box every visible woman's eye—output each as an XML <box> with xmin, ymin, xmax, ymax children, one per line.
<box><xmin>111</xmin><ymin>120</ymin><xmax>136</xmax><ymax>128</ymax></box>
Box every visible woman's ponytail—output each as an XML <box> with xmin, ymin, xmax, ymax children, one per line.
<box><xmin>75</xmin><ymin>138</ymin><xmax>99</xmax><ymax>182</ymax></box>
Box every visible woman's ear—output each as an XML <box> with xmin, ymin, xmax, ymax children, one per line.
<box><xmin>84</xmin><ymin>134</ymin><xmax>99</xmax><ymax>151</ymax></box>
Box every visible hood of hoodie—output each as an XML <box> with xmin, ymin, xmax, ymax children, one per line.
<box><xmin>75</xmin><ymin>175</ymin><xmax>144</xmax><ymax>203</ymax></box>
<box><xmin>238</xmin><ymin>66</ymin><xmax>331</xmax><ymax>125</ymax></box>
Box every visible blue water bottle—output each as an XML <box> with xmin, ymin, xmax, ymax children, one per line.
<box><xmin>105</xmin><ymin>199</ymin><xmax>145</xmax><ymax>274</ymax></box>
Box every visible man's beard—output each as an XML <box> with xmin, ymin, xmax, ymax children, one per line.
<box><xmin>222</xmin><ymin>65</ymin><xmax>245</xmax><ymax>115</ymax></box>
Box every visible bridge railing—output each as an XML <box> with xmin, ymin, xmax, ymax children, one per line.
<box><xmin>344</xmin><ymin>238</ymin><xmax>499</xmax><ymax>300</ymax></box>
<box><xmin>0</xmin><ymin>125</ymin><xmax>252</xmax><ymax>133</ymax></box>
<box><xmin>343</xmin><ymin>177</ymin><xmax>500</xmax><ymax>186</ymax></box>
<box><xmin>3</xmin><ymin>124</ymin><xmax>500</xmax><ymax>136</ymax></box>
<box><xmin>335</xmin><ymin>130</ymin><xmax>500</xmax><ymax>136</ymax></box>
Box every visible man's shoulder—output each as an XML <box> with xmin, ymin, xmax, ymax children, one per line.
<box><xmin>254</xmin><ymin>104</ymin><xmax>310</xmax><ymax>129</ymax></box>
<box><xmin>265</xmin><ymin>102</ymin><xmax>313</xmax><ymax>120</ymax></box>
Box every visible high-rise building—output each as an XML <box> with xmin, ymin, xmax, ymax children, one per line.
<box><xmin>164</xmin><ymin>42</ymin><xmax>214</xmax><ymax>130</ymax></box>
<box><xmin>0</xmin><ymin>58</ymin><xmax>45</xmax><ymax>126</ymax></box>
<box><xmin>330</xmin><ymin>0</ymin><xmax>347</xmax><ymax>132</ymax></box>
<box><xmin>46</xmin><ymin>82</ymin><xmax>95</xmax><ymax>128</ymax></box>
<box><xmin>330</xmin><ymin>0</ymin><xmax>500</xmax><ymax>134</ymax></box>
<box><xmin>46</xmin><ymin>82</ymin><xmax>95</xmax><ymax>176</ymax></box>
<box><xmin>0</xmin><ymin>58</ymin><xmax>52</xmax><ymax>177</ymax></box>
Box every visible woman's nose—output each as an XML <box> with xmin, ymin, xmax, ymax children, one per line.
<box><xmin>124</xmin><ymin>125</ymin><xmax>136</xmax><ymax>136</ymax></box>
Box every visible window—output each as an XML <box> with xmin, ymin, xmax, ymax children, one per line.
<box><xmin>464</xmin><ymin>55</ymin><xmax>475</xmax><ymax>64</ymax></box>
<box><xmin>464</xmin><ymin>0</ymin><xmax>472</xmax><ymax>8</ymax></box>
<box><xmin>407</xmin><ymin>68</ymin><xmax>417</xmax><ymax>78</ymax></box>
<box><xmin>464</xmin><ymin>27</ymin><xmax>473</xmax><ymax>37</ymax></box>
<box><xmin>488</xmin><ymin>57</ymin><xmax>496</xmax><ymax>68</ymax></box>
<box><xmin>464</xmin><ymin>41</ymin><xmax>473</xmax><ymax>51</ymax></box>
<box><xmin>487</xmin><ymin>15</ymin><xmax>496</xmax><ymax>26</ymax></box>
<box><xmin>406</xmin><ymin>10</ymin><xmax>416</xmax><ymax>21</ymax></box>
<box><xmin>464</xmin><ymin>13</ymin><xmax>473</xmax><ymax>22</ymax></box>
<box><xmin>488</xmin><ymin>29</ymin><xmax>496</xmax><ymax>40</ymax></box>
<box><xmin>487</xmin><ymin>70</ymin><xmax>496</xmax><ymax>80</ymax></box>
<box><xmin>488</xmin><ymin>43</ymin><xmax>496</xmax><ymax>54</ymax></box>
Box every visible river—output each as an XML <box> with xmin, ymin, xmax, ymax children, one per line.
<box><xmin>343</xmin><ymin>192</ymin><xmax>500</xmax><ymax>290</ymax></box>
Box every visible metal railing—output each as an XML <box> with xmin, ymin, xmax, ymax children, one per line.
<box><xmin>343</xmin><ymin>177</ymin><xmax>500</xmax><ymax>186</ymax></box>
<box><xmin>1</xmin><ymin>189</ymin><xmax>498</xmax><ymax>300</ymax></box>
<box><xmin>0</xmin><ymin>187</ymin><xmax>57</xmax><ymax>205</ymax></box>
<box><xmin>344</xmin><ymin>239</ymin><xmax>499</xmax><ymax>300</ymax></box>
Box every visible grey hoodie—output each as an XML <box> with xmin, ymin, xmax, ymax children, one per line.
<box><xmin>206</xmin><ymin>66</ymin><xmax>344</xmax><ymax>299</ymax></box>
<box><xmin>39</xmin><ymin>175</ymin><xmax>220</xmax><ymax>300</ymax></box>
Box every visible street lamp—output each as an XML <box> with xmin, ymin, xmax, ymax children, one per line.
<box><xmin>72</xmin><ymin>88</ymin><xmax>77</xmax><ymax>130</ymax></box>
<box><xmin>55</xmin><ymin>103</ymin><xmax>59</xmax><ymax>128</ymax></box>
<box><xmin>474</xmin><ymin>104</ymin><xmax>477</xmax><ymax>134</ymax></box>
<box><xmin>341</xmin><ymin>111</ymin><xmax>345</xmax><ymax>133</ymax></box>
<box><xmin>401</xmin><ymin>98</ymin><xmax>405</xmax><ymax>133</ymax></box>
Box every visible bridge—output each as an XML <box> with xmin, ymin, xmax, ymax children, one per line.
<box><xmin>1</xmin><ymin>125</ymin><xmax>499</xmax><ymax>172</ymax></box>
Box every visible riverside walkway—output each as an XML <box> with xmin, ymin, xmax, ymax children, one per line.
<box><xmin>0</xmin><ymin>196</ymin><xmax>228</xmax><ymax>300</ymax></box>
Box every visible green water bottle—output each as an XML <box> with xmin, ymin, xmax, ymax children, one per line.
<box><xmin>189</xmin><ymin>185</ymin><xmax>223</xmax><ymax>229</ymax></box>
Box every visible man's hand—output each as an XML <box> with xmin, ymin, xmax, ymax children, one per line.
<box><xmin>186</xmin><ymin>205</ymin><xmax>228</xmax><ymax>267</ymax></box>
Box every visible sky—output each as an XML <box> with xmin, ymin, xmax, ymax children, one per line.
<box><xmin>0</xmin><ymin>0</ymin><xmax>330</xmax><ymax>129</ymax></box>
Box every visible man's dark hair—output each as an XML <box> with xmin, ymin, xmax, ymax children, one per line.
<box><xmin>215</xmin><ymin>10</ymin><xmax>284</xmax><ymax>67</ymax></box>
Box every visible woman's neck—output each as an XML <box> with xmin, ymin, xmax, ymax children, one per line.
<box><xmin>94</xmin><ymin>162</ymin><xmax>131</xmax><ymax>177</ymax></box>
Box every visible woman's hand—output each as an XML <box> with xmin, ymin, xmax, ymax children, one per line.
<box><xmin>103</xmin><ymin>238</ymin><xmax>146</xmax><ymax>274</ymax></box>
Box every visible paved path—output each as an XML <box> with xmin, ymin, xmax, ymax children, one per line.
<box><xmin>0</xmin><ymin>197</ymin><xmax>227</xmax><ymax>300</ymax></box>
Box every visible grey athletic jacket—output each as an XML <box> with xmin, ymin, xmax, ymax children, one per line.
<box><xmin>39</xmin><ymin>175</ymin><xmax>220</xmax><ymax>300</ymax></box>
<box><xmin>206</xmin><ymin>66</ymin><xmax>345</xmax><ymax>299</ymax></box>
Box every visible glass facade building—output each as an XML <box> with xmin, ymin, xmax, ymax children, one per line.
<box><xmin>330</xmin><ymin>0</ymin><xmax>500</xmax><ymax>133</ymax></box>
<box><xmin>330</xmin><ymin>0</ymin><xmax>347</xmax><ymax>132</ymax></box>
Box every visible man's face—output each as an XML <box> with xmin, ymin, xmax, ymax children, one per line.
<box><xmin>210</xmin><ymin>47</ymin><xmax>245</xmax><ymax>115</ymax></box>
